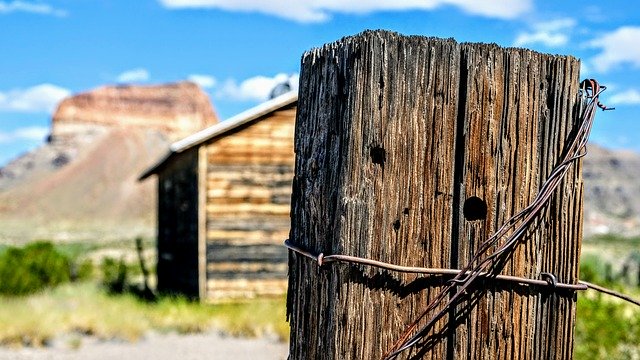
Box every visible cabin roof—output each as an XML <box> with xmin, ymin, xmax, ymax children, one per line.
<box><xmin>139</xmin><ymin>91</ymin><xmax>298</xmax><ymax>180</ymax></box>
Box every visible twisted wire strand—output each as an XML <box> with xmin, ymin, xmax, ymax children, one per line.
<box><xmin>384</xmin><ymin>79</ymin><xmax>609</xmax><ymax>359</ymax></box>
<box><xmin>579</xmin><ymin>281</ymin><xmax>640</xmax><ymax>307</ymax></box>
<box><xmin>285</xmin><ymin>240</ymin><xmax>588</xmax><ymax>291</ymax></box>
<box><xmin>286</xmin><ymin>79</ymin><xmax>624</xmax><ymax>359</ymax></box>
<box><xmin>284</xmin><ymin>239</ymin><xmax>640</xmax><ymax>317</ymax></box>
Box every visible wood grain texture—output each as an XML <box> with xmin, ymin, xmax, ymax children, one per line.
<box><xmin>205</xmin><ymin>105</ymin><xmax>296</xmax><ymax>299</ymax></box>
<box><xmin>287</xmin><ymin>30</ymin><xmax>583</xmax><ymax>359</ymax></box>
<box><xmin>288</xmin><ymin>31</ymin><xmax>460</xmax><ymax>360</ymax></box>
<box><xmin>206</xmin><ymin>278</ymin><xmax>288</xmax><ymax>301</ymax></box>
<box><xmin>451</xmin><ymin>43</ymin><xmax>582</xmax><ymax>360</ymax></box>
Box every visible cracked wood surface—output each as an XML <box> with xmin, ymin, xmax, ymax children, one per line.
<box><xmin>287</xmin><ymin>30</ymin><xmax>582</xmax><ymax>359</ymax></box>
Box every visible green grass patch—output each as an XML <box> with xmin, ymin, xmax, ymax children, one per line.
<box><xmin>575</xmin><ymin>291</ymin><xmax>640</xmax><ymax>359</ymax></box>
<box><xmin>585</xmin><ymin>233</ymin><xmax>640</xmax><ymax>246</ymax></box>
<box><xmin>52</xmin><ymin>241</ymin><xmax>101</xmax><ymax>261</ymax></box>
<box><xmin>0</xmin><ymin>282</ymin><xmax>288</xmax><ymax>347</ymax></box>
<box><xmin>205</xmin><ymin>299</ymin><xmax>289</xmax><ymax>340</ymax></box>
<box><xmin>0</xmin><ymin>242</ymin><xmax>72</xmax><ymax>295</ymax></box>
<box><xmin>576</xmin><ymin>235</ymin><xmax>640</xmax><ymax>358</ymax></box>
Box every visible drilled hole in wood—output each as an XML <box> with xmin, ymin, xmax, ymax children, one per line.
<box><xmin>463</xmin><ymin>196</ymin><xmax>487</xmax><ymax>221</ymax></box>
<box><xmin>370</xmin><ymin>146</ymin><xmax>386</xmax><ymax>166</ymax></box>
<box><xmin>403</xmin><ymin>208</ymin><xmax>409</xmax><ymax>215</ymax></box>
<box><xmin>393</xmin><ymin>220</ymin><xmax>401</xmax><ymax>230</ymax></box>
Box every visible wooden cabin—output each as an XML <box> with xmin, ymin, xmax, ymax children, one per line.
<box><xmin>140</xmin><ymin>92</ymin><xmax>297</xmax><ymax>301</ymax></box>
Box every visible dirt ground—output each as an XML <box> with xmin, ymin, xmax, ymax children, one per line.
<box><xmin>0</xmin><ymin>332</ymin><xmax>288</xmax><ymax>360</ymax></box>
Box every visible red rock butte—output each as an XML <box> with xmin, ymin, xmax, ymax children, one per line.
<box><xmin>0</xmin><ymin>81</ymin><xmax>219</xmax><ymax>242</ymax></box>
<box><xmin>51</xmin><ymin>81</ymin><xmax>218</xmax><ymax>141</ymax></box>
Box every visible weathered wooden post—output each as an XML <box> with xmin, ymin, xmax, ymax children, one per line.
<box><xmin>287</xmin><ymin>30</ymin><xmax>583</xmax><ymax>359</ymax></box>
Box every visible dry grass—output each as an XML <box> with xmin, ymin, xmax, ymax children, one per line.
<box><xmin>0</xmin><ymin>283</ymin><xmax>288</xmax><ymax>347</ymax></box>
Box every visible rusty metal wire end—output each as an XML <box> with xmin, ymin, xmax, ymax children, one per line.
<box><xmin>285</xmin><ymin>240</ymin><xmax>588</xmax><ymax>291</ymax></box>
<box><xmin>383</xmin><ymin>78</ymin><xmax>614</xmax><ymax>360</ymax></box>
<box><xmin>285</xmin><ymin>79</ymin><xmax>633</xmax><ymax>360</ymax></box>
<box><xmin>579</xmin><ymin>281</ymin><xmax>640</xmax><ymax>307</ymax></box>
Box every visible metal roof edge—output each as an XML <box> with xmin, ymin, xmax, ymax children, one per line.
<box><xmin>138</xmin><ymin>90</ymin><xmax>298</xmax><ymax>180</ymax></box>
<box><xmin>138</xmin><ymin>151</ymin><xmax>173</xmax><ymax>181</ymax></box>
<box><xmin>171</xmin><ymin>91</ymin><xmax>298</xmax><ymax>153</ymax></box>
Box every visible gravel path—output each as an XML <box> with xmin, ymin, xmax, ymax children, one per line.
<box><xmin>0</xmin><ymin>332</ymin><xmax>288</xmax><ymax>360</ymax></box>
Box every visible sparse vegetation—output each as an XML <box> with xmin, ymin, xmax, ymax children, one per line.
<box><xmin>0</xmin><ymin>240</ymin><xmax>97</xmax><ymax>296</ymax></box>
<box><xmin>0</xmin><ymin>239</ymin><xmax>289</xmax><ymax>348</ymax></box>
<box><xmin>575</xmin><ymin>290</ymin><xmax>640</xmax><ymax>359</ymax></box>
<box><xmin>0</xmin><ymin>282</ymin><xmax>288</xmax><ymax>347</ymax></box>
<box><xmin>586</xmin><ymin>233</ymin><xmax>640</xmax><ymax>246</ymax></box>
<box><xmin>575</xmin><ymin>239</ymin><xmax>640</xmax><ymax>359</ymax></box>
<box><xmin>1</xmin><ymin>236</ymin><xmax>639</xmax><ymax>355</ymax></box>
<box><xmin>0</xmin><ymin>241</ymin><xmax>72</xmax><ymax>295</ymax></box>
<box><xmin>101</xmin><ymin>257</ymin><xmax>129</xmax><ymax>294</ymax></box>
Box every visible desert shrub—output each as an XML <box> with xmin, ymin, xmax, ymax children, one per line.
<box><xmin>575</xmin><ymin>294</ymin><xmax>640</xmax><ymax>359</ymax></box>
<box><xmin>73</xmin><ymin>259</ymin><xmax>95</xmax><ymax>281</ymax></box>
<box><xmin>579</xmin><ymin>254</ymin><xmax>607</xmax><ymax>284</ymax></box>
<box><xmin>0</xmin><ymin>241</ymin><xmax>71</xmax><ymax>296</ymax></box>
<box><xmin>576</xmin><ymin>251</ymin><xmax>640</xmax><ymax>358</ymax></box>
<box><xmin>101</xmin><ymin>257</ymin><xmax>128</xmax><ymax>294</ymax></box>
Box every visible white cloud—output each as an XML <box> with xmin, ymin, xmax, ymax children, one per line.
<box><xmin>0</xmin><ymin>1</ymin><xmax>67</xmax><ymax>16</ymax></box>
<box><xmin>0</xmin><ymin>126</ymin><xmax>49</xmax><ymax>144</ymax></box>
<box><xmin>158</xmin><ymin>0</ymin><xmax>532</xmax><ymax>23</ymax></box>
<box><xmin>514</xmin><ymin>18</ymin><xmax>576</xmax><ymax>47</ymax></box>
<box><xmin>0</xmin><ymin>84</ymin><xmax>71</xmax><ymax>113</ymax></box>
<box><xmin>580</xmin><ymin>62</ymin><xmax>590</xmax><ymax>77</ymax></box>
<box><xmin>589</xmin><ymin>27</ymin><xmax>640</xmax><ymax>73</ymax></box>
<box><xmin>216</xmin><ymin>73</ymin><xmax>298</xmax><ymax>101</ymax></box>
<box><xmin>116</xmin><ymin>68</ymin><xmax>150</xmax><ymax>83</ymax></box>
<box><xmin>187</xmin><ymin>74</ymin><xmax>217</xmax><ymax>89</ymax></box>
<box><xmin>514</xmin><ymin>32</ymin><xmax>567</xmax><ymax>47</ymax></box>
<box><xmin>609</xmin><ymin>89</ymin><xmax>640</xmax><ymax>105</ymax></box>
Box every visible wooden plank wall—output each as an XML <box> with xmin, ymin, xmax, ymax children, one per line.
<box><xmin>156</xmin><ymin>149</ymin><xmax>200</xmax><ymax>298</ymax></box>
<box><xmin>205</xmin><ymin>105</ymin><xmax>296</xmax><ymax>300</ymax></box>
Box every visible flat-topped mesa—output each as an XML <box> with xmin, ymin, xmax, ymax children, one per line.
<box><xmin>51</xmin><ymin>81</ymin><xmax>218</xmax><ymax>142</ymax></box>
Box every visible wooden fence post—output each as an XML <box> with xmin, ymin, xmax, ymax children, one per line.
<box><xmin>287</xmin><ymin>30</ymin><xmax>583</xmax><ymax>359</ymax></box>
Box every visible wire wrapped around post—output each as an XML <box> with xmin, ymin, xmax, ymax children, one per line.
<box><xmin>383</xmin><ymin>79</ymin><xmax>612</xmax><ymax>359</ymax></box>
<box><xmin>285</xmin><ymin>78</ymin><xmax>636</xmax><ymax>359</ymax></box>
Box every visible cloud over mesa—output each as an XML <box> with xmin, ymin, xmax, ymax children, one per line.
<box><xmin>216</xmin><ymin>73</ymin><xmax>298</xmax><ymax>102</ymax></box>
<box><xmin>188</xmin><ymin>74</ymin><xmax>217</xmax><ymax>89</ymax></box>
<box><xmin>0</xmin><ymin>84</ymin><xmax>71</xmax><ymax>113</ymax></box>
<box><xmin>116</xmin><ymin>68</ymin><xmax>150</xmax><ymax>83</ymax></box>
<box><xmin>158</xmin><ymin>0</ymin><xmax>532</xmax><ymax>22</ymax></box>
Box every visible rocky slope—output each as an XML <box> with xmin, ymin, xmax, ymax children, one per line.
<box><xmin>0</xmin><ymin>82</ymin><xmax>218</xmax><ymax>242</ymax></box>
<box><xmin>0</xmin><ymin>82</ymin><xmax>637</xmax><ymax>241</ymax></box>
<box><xmin>583</xmin><ymin>144</ymin><xmax>640</xmax><ymax>237</ymax></box>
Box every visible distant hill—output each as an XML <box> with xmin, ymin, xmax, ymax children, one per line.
<box><xmin>583</xmin><ymin>144</ymin><xmax>640</xmax><ymax>237</ymax></box>
<box><xmin>0</xmin><ymin>82</ymin><xmax>218</xmax><ymax>242</ymax></box>
<box><xmin>0</xmin><ymin>83</ymin><xmax>637</xmax><ymax>242</ymax></box>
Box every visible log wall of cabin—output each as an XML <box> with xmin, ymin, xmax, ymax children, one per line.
<box><xmin>205</xmin><ymin>105</ymin><xmax>295</xmax><ymax>300</ymax></box>
<box><xmin>156</xmin><ymin>149</ymin><xmax>200</xmax><ymax>298</ymax></box>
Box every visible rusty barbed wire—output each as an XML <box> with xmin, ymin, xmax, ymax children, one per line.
<box><xmin>285</xmin><ymin>79</ymin><xmax>634</xmax><ymax>359</ymax></box>
<box><xmin>382</xmin><ymin>78</ymin><xmax>611</xmax><ymax>359</ymax></box>
<box><xmin>285</xmin><ymin>240</ymin><xmax>588</xmax><ymax>291</ymax></box>
<box><xmin>284</xmin><ymin>240</ymin><xmax>640</xmax><ymax>304</ymax></box>
<box><xmin>580</xmin><ymin>280</ymin><xmax>640</xmax><ymax>307</ymax></box>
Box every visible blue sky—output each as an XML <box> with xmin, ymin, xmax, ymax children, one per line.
<box><xmin>0</xmin><ymin>0</ymin><xmax>639</xmax><ymax>166</ymax></box>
